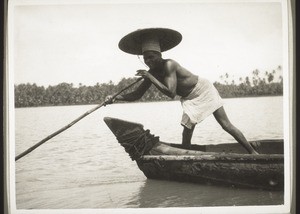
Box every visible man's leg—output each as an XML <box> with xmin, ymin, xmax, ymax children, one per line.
<box><xmin>182</xmin><ymin>125</ymin><xmax>195</xmax><ymax>149</ymax></box>
<box><xmin>213</xmin><ymin>106</ymin><xmax>259</xmax><ymax>154</ymax></box>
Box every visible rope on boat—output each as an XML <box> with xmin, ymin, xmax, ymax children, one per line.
<box><xmin>116</xmin><ymin>129</ymin><xmax>159</xmax><ymax>161</ymax></box>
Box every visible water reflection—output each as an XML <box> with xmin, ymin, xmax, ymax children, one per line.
<box><xmin>129</xmin><ymin>179</ymin><xmax>284</xmax><ymax>208</ymax></box>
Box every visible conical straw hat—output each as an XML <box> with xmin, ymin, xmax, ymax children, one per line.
<box><xmin>118</xmin><ymin>28</ymin><xmax>182</xmax><ymax>55</ymax></box>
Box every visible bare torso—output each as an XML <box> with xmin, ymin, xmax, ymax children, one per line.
<box><xmin>149</xmin><ymin>59</ymin><xmax>198</xmax><ymax>97</ymax></box>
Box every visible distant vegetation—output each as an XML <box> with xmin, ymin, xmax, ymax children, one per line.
<box><xmin>15</xmin><ymin>66</ymin><xmax>283</xmax><ymax>108</ymax></box>
<box><xmin>214</xmin><ymin>66</ymin><xmax>283</xmax><ymax>98</ymax></box>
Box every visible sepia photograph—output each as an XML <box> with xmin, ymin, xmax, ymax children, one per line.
<box><xmin>5</xmin><ymin>0</ymin><xmax>295</xmax><ymax>213</ymax></box>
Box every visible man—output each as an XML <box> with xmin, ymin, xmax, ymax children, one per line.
<box><xmin>105</xmin><ymin>28</ymin><xmax>258</xmax><ymax>154</ymax></box>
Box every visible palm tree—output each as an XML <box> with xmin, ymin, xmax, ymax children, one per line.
<box><xmin>268</xmin><ymin>73</ymin><xmax>274</xmax><ymax>83</ymax></box>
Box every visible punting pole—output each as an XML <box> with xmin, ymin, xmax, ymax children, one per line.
<box><xmin>15</xmin><ymin>77</ymin><xmax>143</xmax><ymax>161</ymax></box>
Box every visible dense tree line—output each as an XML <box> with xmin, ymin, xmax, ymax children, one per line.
<box><xmin>15</xmin><ymin>67</ymin><xmax>283</xmax><ymax>108</ymax></box>
<box><xmin>214</xmin><ymin>67</ymin><xmax>283</xmax><ymax>98</ymax></box>
<box><xmin>14</xmin><ymin>78</ymin><xmax>170</xmax><ymax>107</ymax></box>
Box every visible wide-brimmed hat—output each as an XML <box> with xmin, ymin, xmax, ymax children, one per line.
<box><xmin>118</xmin><ymin>28</ymin><xmax>182</xmax><ymax>55</ymax></box>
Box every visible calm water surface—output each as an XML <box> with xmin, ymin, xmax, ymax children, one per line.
<box><xmin>15</xmin><ymin>96</ymin><xmax>284</xmax><ymax>209</ymax></box>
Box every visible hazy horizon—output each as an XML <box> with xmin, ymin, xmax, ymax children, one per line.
<box><xmin>11</xmin><ymin>1</ymin><xmax>284</xmax><ymax>87</ymax></box>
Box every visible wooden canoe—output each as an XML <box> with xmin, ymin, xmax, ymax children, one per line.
<box><xmin>103</xmin><ymin>117</ymin><xmax>284</xmax><ymax>190</ymax></box>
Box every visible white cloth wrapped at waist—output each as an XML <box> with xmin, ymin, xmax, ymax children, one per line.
<box><xmin>180</xmin><ymin>77</ymin><xmax>224</xmax><ymax>129</ymax></box>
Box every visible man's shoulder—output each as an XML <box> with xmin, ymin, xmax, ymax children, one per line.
<box><xmin>164</xmin><ymin>58</ymin><xmax>178</xmax><ymax>64</ymax></box>
<box><xmin>164</xmin><ymin>59</ymin><xmax>180</xmax><ymax>69</ymax></box>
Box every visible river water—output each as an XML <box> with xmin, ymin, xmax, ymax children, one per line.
<box><xmin>14</xmin><ymin>96</ymin><xmax>284</xmax><ymax>211</ymax></box>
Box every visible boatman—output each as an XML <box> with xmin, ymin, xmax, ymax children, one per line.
<box><xmin>105</xmin><ymin>28</ymin><xmax>259</xmax><ymax>154</ymax></box>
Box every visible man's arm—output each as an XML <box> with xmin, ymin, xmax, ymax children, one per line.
<box><xmin>137</xmin><ymin>61</ymin><xmax>177</xmax><ymax>98</ymax></box>
<box><xmin>115</xmin><ymin>79</ymin><xmax>152</xmax><ymax>102</ymax></box>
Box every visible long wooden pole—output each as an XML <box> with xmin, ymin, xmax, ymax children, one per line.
<box><xmin>15</xmin><ymin>77</ymin><xmax>143</xmax><ymax>161</ymax></box>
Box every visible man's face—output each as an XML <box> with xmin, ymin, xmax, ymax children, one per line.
<box><xmin>143</xmin><ymin>51</ymin><xmax>162</xmax><ymax>69</ymax></box>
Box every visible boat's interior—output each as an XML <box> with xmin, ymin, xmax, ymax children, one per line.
<box><xmin>167</xmin><ymin>139</ymin><xmax>284</xmax><ymax>155</ymax></box>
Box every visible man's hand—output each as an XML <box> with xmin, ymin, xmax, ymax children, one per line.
<box><xmin>135</xmin><ymin>69</ymin><xmax>150</xmax><ymax>79</ymax></box>
<box><xmin>104</xmin><ymin>95</ymin><xmax>115</xmax><ymax>106</ymax></box>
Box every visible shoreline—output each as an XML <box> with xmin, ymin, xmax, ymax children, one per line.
<box><xmin>14</xmin><ymin>95</ymin><xmax>283</xmax><ymax>109</ymax></box>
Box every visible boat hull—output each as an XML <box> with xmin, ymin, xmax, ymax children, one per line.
<box><xmin>103</xmin><ymin>117</ymin><xmax>284</xmax><ymax>190</ymax></box>
<box><xmin>137</xmin><ymin>153</ymin><xmax>283</xmax><ymax>190</ymax></box>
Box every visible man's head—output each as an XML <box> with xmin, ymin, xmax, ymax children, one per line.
<box><xmin>143</xmin><ymin>50</ymin><xmax>162</xmax><ymax>69</ymax></box>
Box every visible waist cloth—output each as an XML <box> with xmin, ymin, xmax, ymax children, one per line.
<box><xmin>180</xmin><ymin>77</ymin><xmax>224</xmax><ymax>129</ymax></box>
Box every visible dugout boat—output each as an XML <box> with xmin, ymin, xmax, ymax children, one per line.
<box><xmin>103</xmin><ymin>117</ymin><xmax>284</xmax><ymax>191</ymax></box>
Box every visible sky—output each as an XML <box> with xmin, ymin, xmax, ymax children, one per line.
<box><xmin>11</xmin><ymin>0</ymin><xmax>284</xmax><ymax>87</ymax></box>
